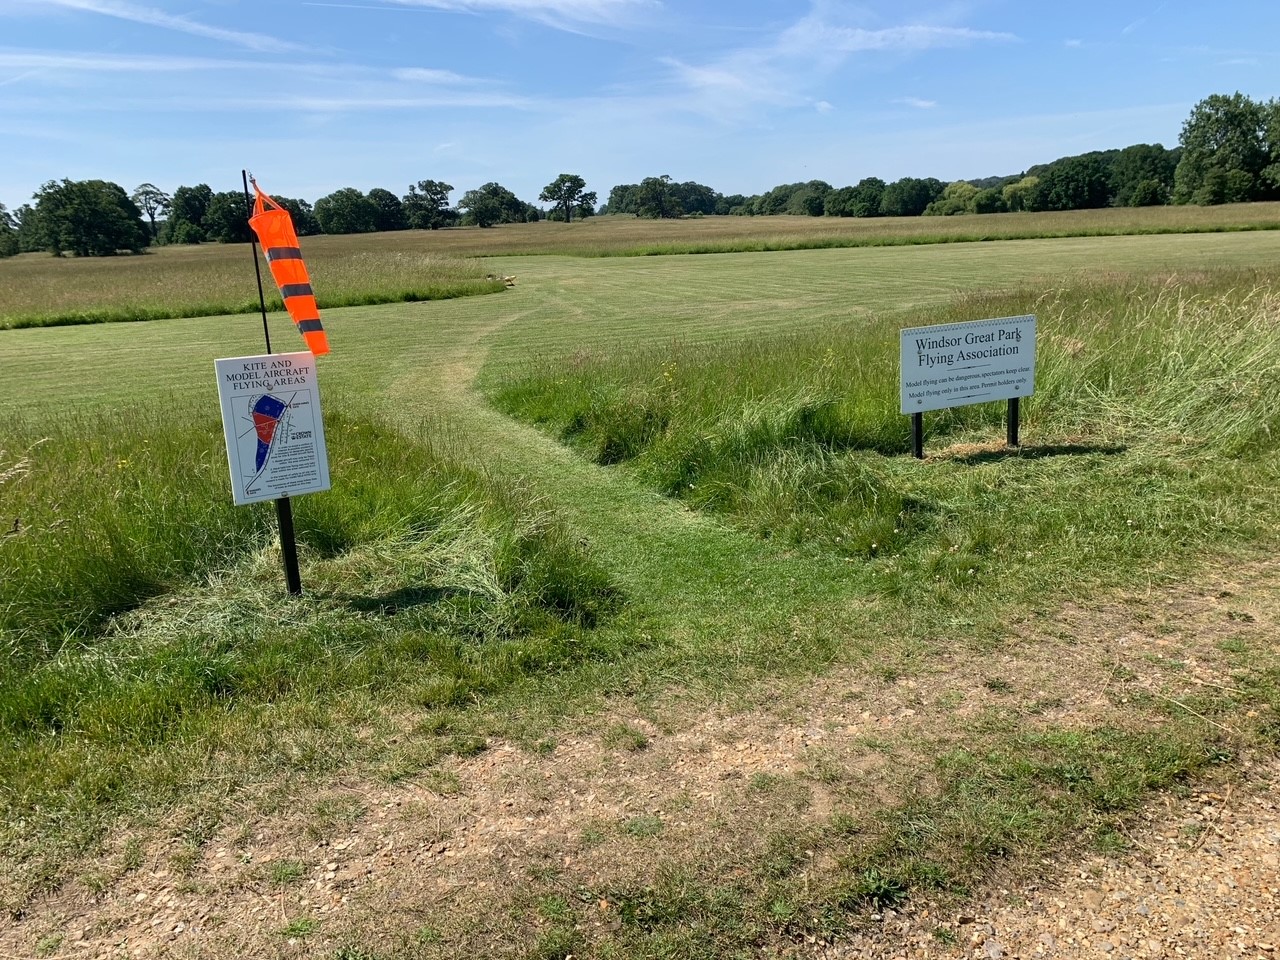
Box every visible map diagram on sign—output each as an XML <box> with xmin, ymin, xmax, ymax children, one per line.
<box><xmin>215</xmin><ymin>352</ymin><xmax>331</xmax><ymax>506</ymax></box>
<box><xmin>227</xmin><ymin>390</ymin><xmax>323</xmax><ymax>501</ymax></box>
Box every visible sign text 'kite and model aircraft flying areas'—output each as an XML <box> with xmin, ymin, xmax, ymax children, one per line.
<box><xmin>248</xmin><ymin>182</ymin><xmax>331</xmax><ymax>356</ymax></box>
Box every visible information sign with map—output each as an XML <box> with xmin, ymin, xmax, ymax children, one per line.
<box><xmin>214</xmin><ymin>352</ymin><xmax>331</xmax><ymax>506</ymax></box>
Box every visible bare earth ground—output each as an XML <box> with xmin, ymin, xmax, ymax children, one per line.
<box><xmin>3</xmin><ymin>558</ymin><xmax>1277</xmax><ymax>960</ymax></box>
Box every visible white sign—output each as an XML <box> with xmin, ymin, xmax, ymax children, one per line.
<box><xmin>900</xmin><ymin>315</ymin><xmax>1036</xmax><ymax>414</ymax></box>
<box><xmin>214</xmin><ymin>352</ymin><xmax>330</xmax><ymax>506</ymax></box>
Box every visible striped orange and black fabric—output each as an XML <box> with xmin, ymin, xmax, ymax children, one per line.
<box><xmin>248</xmin><ymin>184</ymin><xmax>330</xmax><ymax>356</ymax></box>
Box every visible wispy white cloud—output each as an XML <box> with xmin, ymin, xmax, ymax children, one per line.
<box><xmin>814</xmin><ymin>99</ymin><xmax>833</xmax><ymax>113</ymax></box>
<box><xmin>1064</xmin><ymin>38</ymin><xmax>1083</xmax><ymax>48</ymax></box>
<box><xmin>660</xmin><ymin>4</ymin><xmax>1014</xmax><ymax>120</ymax></box>
<box><xmin>36</xmin><ymin>0</ymin><xmax>301</xmax><ymax>52</ymax></box>
<box><xmin>894</xmin><ymin>96</ymin><xmax>936</xmax><ymax>109</ymax></box>
<box><xmin>0</xmin><ymin>50</ymin><xmax>244</xmax><ymax>72</ymax></box>
<box><xmin>778</xmin><ymin>21</ymin><xmax>1017</xmax><ymax>56</ymax></box>
<box><xmin>393</xmin><ymin>67</ymin><xmax>490</xmax><ymax>84</ymax></box>
<box><xmin>383</xmin><ymin>0</ymin><xmax>656</xmax><ymax>29</ymax></box>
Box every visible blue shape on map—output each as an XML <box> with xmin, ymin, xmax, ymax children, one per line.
<box><xmin>251</xmin><ymin>394</ymin><xmax>288</xmax><ymax>471</ymax></box>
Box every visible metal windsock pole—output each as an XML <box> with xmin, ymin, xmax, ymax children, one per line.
<box><xmin>242</xmin><ymin>169</ymin><xmax>303</xmax><ymax>596</ymax></box>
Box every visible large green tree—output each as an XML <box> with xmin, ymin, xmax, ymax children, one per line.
<box><xmin>1174</xmin><ymin>92</ymin><xmax>1276</xmax><ymax>204</ymax></box>
<box><xmin>162</xmin><ymin>184</ymin><xmax>213</xmax><ymax>244</ymax></box>
<box><xmin>0</xmin><ymin>204</ymin><xmax>17</xmax><ymax>258</ymax></box>
<box><xmin>314</xmin><ymin>187</ymin><xmax>378</xmax><ymax>234</ymax></box>
<box><xmin>1029</xmin><ymin>154</ymin><xmax>1112</xmax><ymax>211</ymax></box>
<box><xmin>203</xmin><ymin>190</ymin><xmax>254</xmax><ymax>243</ymax></box>
<box><xmin>1109</xmin><ymin>144</ymin><xmax>1178</xmax><ymax>207</ymax></box>
<box><xmin>403</xmin><ymin>180</ymin><xmax>458</xmax><ymax>230</ymax></box>
<box><xmin>879</xmin><ymin>177</ymin><xmax>945</xmax><ymax>217</ymax></box>
<box><xmin>539</xmin><ymin>173</ymin><xmax>595</xmax><ymax>223</ymax></box>
<box><xmin>272</xmin><ymin>197</ymin><xmax>320</xmax><ymax>236</ymax></box>
<box><xmin>633</xmin><ymin>175</ymin><xmax>684</xmax><ymax>219</ymax></box>
<box><xmin>32</xmin><ymin>179</ymin><xmax>148</xmax><ymax>256</ymax></box>
<box><xmin>130</xmin><ymin>183</ymin><xmax>170</xmax><ymax>240</ymax></box>
<box><xmin>460</xmin><ymin>182</ymin><xmax>528</xmax><ymax>226</ymax></box>
<box><xmin>826</xmin><ymin>177</ymin><xmax>885</xmax><ymax>217</ymax></box>
<box><xmin>924</xmin><ymin>181</ymin><xmax>980</xmax><ymax>216</ymax></box>
<box><xmin>366</xmin><ymin>187</ymin><xmax>407</xmax><ymax>231</ymax></box>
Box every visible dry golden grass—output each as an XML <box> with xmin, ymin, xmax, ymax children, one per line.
<box><xmin>3</xmin><ymin>202</ymin><xmax>1279</xmax><ymax>329</ymax></box>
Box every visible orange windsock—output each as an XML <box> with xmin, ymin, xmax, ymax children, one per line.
<box><xmin>248</xmin><ymin>184</ymin><xmax>330</xmax><ymax>356</ymax></box>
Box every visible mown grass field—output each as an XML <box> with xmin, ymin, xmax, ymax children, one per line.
<box><xmin>2</xmin><ymin>201</ymin><xmax>1278</xmax><ymax>329</ymax></box>
<box><xmin>2</xmin><ymin>227</ymin><xmax>1280</xmax><ymax>958</ymax></box>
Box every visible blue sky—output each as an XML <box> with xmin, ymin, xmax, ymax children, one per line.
<box><xmin>1</xmin><ymin>0</ymin><xmax>1277</xmax><ymax>211</ymax></box>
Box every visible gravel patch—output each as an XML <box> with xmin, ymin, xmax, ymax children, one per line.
<box><xmin>817</xmin><ymin>756</ymin><xmax>1280</xmax><ymax>959</ymax></box>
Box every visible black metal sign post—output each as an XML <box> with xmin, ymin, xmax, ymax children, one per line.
<box><xmin>1007</xmin><ymin>397</ymin><xmax>1021</xmax><ymax>448</ymax></box>
<box><xmin>242</xmin><ymin>169</ymin><xmax>303</xmax><ymax>597</ymax></box>
<box><xmin>912</xmin><ymin>412</ymin><xmax>924</xmax><ymax>459</ymax></box>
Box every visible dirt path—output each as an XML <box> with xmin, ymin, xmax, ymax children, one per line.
<box><xmin>3</xmin><ymin>557</ymin><xmax>1275</xmax><ymax>959</ymax></box>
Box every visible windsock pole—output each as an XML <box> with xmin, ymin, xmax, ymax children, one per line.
<box><xmin>243</xmin><ymin>169</ymin><xmax>302</xmax><ymax>597</ymax></box>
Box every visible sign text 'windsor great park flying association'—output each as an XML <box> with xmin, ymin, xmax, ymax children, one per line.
<box><xmin>900</xmin><ymin>315</ymin><xmax>1037</xmax><ymax>415</ymax></box>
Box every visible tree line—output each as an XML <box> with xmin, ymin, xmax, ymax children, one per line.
<box><xmin>1</xmin><ymin>93</ymin><xmax>1276</xmax><ymax>258</ymax></box>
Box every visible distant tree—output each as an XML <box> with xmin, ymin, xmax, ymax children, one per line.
<box><xmin>1110</xmin><ymin>143</ymin><xmax>1178</xmax><ymax>206</ymax></box>
<box><xmin>602</xmin><ymin>183</ymin><xmax>639</xmax><ymax>215</ymax></box>
<box><xmin>130</xmin><ymin>183</ymin><xmax>170</xmax><ymax>240</ymax></box>
<box><xmin>924</xmin><ymin>181</ymin><xmax>980</xmax><ymax>216</ymax></box>
<box><xmin>0</xmin><ymin>203</ymin><xmax>17</xmax><ymax>258</ymax></box>
<box><xmin>1264</xmin><ymin>98</ymin><xmax>1280</xmax><ymax>195</ymax></box>
<box><xmin>162</xmin><ymin>184</ymin><xmax>213</xmax><ymax>244</ymax></box>
<box><xmin>1174</xmin><ymin>92</ymin><xmax>1273</xmax><ymax>204</ymax></box>
<box><xmin>274</xmin><ymin>197</ymin><xmax>321</xmax><ymax>236</ymax></box>
<box><xmin>879</xmin><ymin>177</ymin><xmax>945</xmax><ymax>217</ymax></box>
<box><xmin>1001</xmin><ymin>176</ymin><xmax>1042</xmax><ymax>212</ymax></box>
<box><xmin>463</xmin><ymin>194</ymin><xmax>502</xmax><ymax>227</ymax></box>
<box><xmin>403</xmin><ymin>179</ymin><xmax>458</xmax><ymax>230</ymax></box>
<box><xmin>367</xmin><ymin>187</ymin><xmax>407</xmax><ymax>231</ymax></box>
<box><xmin>718</xmin><ymin>193</ymin><xmax>748</xmax><ymax>215</ymax></box>
<box><xmin>314</xmin><ymin>187</ymin><xmax>379</xmax><ymax>234</ymax></box>
<box><xmin>753</xmin><ymin>182</ymin><xmax>802</xmax><ymax>215</ymax></box>
<box><xmin>13</xmin><ymin>203</ymin><xmax>44</xmax><ymax>252</ymax></box>
<box><xmin>971</xmin><ymin>187</ymin><xmax>1007</xmax><ymax>214</ymax></box>
<box><xmin>203</xmin><ymin>190</ymin><xmax>254</xmax><ymax>243</ymax></box>
<box><xmin>633</xmin><ymin>175</ymin><xmax>684</xmax><ymax>219</ymax></box>
<box><xmin>1128</xmin><ymin>178</ymin><xmax>1169</xmax><ymax>206</ymax></box>
<box><xmin>1030</xmin><ymin>154</ymin><xmax>1111</xmax><ymax>211</ymax></box>
<box><xmin>785</xmin><ymin>181</ymin><xmax>831</xmax><ymax>216</ymax></box>
<box><xmin>824</xmin><ymin>186</ymin><xmax>855</xmax><ymax>217</ymax></box>
<box><xmin>845</xmin><ymin>177</ymin><xmax>886</xmax><ymax>217</ymax></box>
<box><xmin>671</xmin><ymin>181</ymin><xmax>720</xmax><ymax>216</ymax></box>
<box><xmin>32</xmin><ymin>178</ymin><xmax>148</xmax><ymax>256</ymax></box>
<box><xmin>459</xmin><ymin>182</ymin><xmax>528</xmax><ymax>226</ymax></box>
<box><xmin>539</xmin><ymin>174</ymin><xmax>596</xmax><ymax>224</ymax></box>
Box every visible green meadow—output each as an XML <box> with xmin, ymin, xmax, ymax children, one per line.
<box><xmin>2</xmin><ymin>223</ymin><xmax>1280</xmax><ymax>957</ymax></box>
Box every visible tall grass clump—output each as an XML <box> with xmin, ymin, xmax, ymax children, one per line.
<box><xmin>1</xmin><ymin>400</ymin><xmax>622</xmax><ymax>726</ymax></box>
<box><xmin>491</xmin><ymin>267</ymin><xmax>1280</xmax><ymax>605</ymax></box>
<box><xmin>1</xmin><ymin>398</ymin><xmax>624</xmax><ymax>908</ymax></box>
<box><xmin>0</xmin><ymin>409</ymin><xmax>272</xmax><ymax>658</ymax></box>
